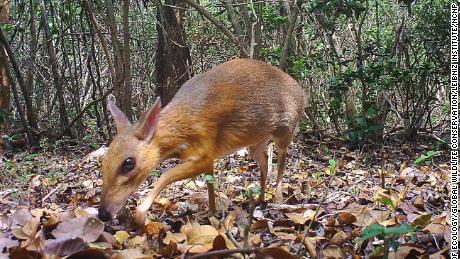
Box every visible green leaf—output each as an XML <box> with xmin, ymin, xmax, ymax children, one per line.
<box><xmin>358</xmin><ymin>224</ymin><xmax>385</xmax><ymax>241</ymax></box>
<box><xmin>383</xmin><ymin>224</ymin><xmax>417</xmax><ymax>235</ymax></box>
<box><xmin>204</xmin><ymin>174</ymin><xmax>214</xmax><ymax>183</ymax></box>
<box><xmin>328</xmin><ymin>159</ymin><xmax>336</xmax><ymax>168</ymax></box>
<box><xmin>380</xmin><ymin>195</ymin><xmax>396</xmax><ymax>210</ymax></box>
<box><xmin>245</xmin><ymin>185</ymin><xmax>261</xmax><ymax>198</ymax></box>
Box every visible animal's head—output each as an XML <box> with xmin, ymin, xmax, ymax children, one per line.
<box><xmin>97</xmin><ymin>98</ymin><xmax>162</xmax><ymax>221</ymax></box>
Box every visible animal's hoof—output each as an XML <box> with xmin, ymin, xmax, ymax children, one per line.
<box><xmin>134</xmin><ymin>209</ymin><xmax>147</xmax><ymax>228</ymax></box>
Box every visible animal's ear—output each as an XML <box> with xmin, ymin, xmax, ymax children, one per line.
<box><xmin>107</xmin><ymin>99</ymin><xmax>131</xmax><ymax>132</ymax></box>
<box><xmin>135</xmin><ymin>97</ymin><xmax>162</xmax><ymax>142</ymax></box>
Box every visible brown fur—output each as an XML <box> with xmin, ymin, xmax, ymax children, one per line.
<box><xmin>99</xmin><ymin>59</ymin><xmax>306</xmax><ymax>226</ymax></box>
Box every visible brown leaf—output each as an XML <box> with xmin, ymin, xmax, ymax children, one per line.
<box><xmin>250</xmin><ymin>219</ymin><xmax>268</xmax><ymax>231</ymax></box>
<box><xmin>163</xmin><ymin>231</ymin><xmax>186</xmax><ymax>245</ymax></box>
<box><xmin>330</xmin><ymin>231</ymin><xmax>348</xmax><ymax>245</ymax></box>
<box><xmin>337</xmin><ymin>212</ymin><xmax>356</xmax><ymax>225</ymax></box>
<box><xmin>180</xmin><ymin>217</ymin><xmax>200</xmax><ymax>236</ymax></box>
<box><xmin>9</xmin><ymin>247</ymin><xmax>43</xmax><ymax>259</ymax></box>
<box><xmin>411</xmin><ymin>213</ymin><xmax>431</xmax><ymax>228</ymax></box>
<box><xmin>394</xmin><ymin>244</ymin><xmax>425</xmax><ymax>258</ymax></box>
<box><xmin>51</xmin><ymin>216</ymin><xmax>104</xmax><ymax>242</ymax></box>
<box><xmin>67</xmin><ymin>249</ymin><xmax>108</xmax><ymax>259</ymax></box>
<box><xmin>97</xmin><ymin>232</ymin><xmax>117</xmax><ymax>245</ymax></box>
<box><xmin>0</xmin><ymin>234</ymin><xmax>18</xmax><ymax>250</ymax></box>
<box><xmin>113</xmin><ymin>248</ymin><xmax>151</xmax><ymax>259</ymax></box>
<box><xmin>413</xmin><ymin>196</ymin><xmax>425</xmax><ymax>210</ymax></box>
<box><xmin>212</xmin><ymin>235</ymin><xmax>227</xmax><ymax>250</ymax></box>
<box><xmin>160</xmin><ymin>240</ymin><xmax>178</xmax><ymax>257</ymax></box>
<box><xmin>256</xmin><ymin>247</ymin><xmax>298</xmax><ymax>259</ymax></box>
<box><xmin>0</xmin><ymin>215</ymin><xmax>10</xmax><ymax>230</ymax></box>
<box><xmin>127</xmin><ymin>236</ymin><xmax>146</xmax><ymax>248</ymax></box>
<box><xmin>43</xmin><ymin>213</ymin><xmax>59</xmax><ymax>230</ymax></box>
<box><xmin>114</xmin><ymin>231</ymin><xmax>130</xmax><ymax>244</ymax></box>
<box><xmin>45</xmin><ymin>237</ymin><xmax>88</xmax><ymax>257</ymax></box>
<box><xmin>12</xmin><ymin>227</ymin><xmax>30</xmax><ymax>240</ymax></box>
<box><xmin>322</xmin><ymin>245</ymin><xmax>346</xmax><ymax>259</ymax></box>
<box><xmin>423</xmin><ymin>223</ymin><xmax>446</xmax><ymax>235</ymax></box>
<box><xmin>285</xmin><ymin>213</ymin><xmax>308</xmax><ymax>225</ymax></box>
<box><xmin>145</xmin><ymin>221</ymin><xmax>165</xmax><ymax>236</ymax></box>
<box><xmin>11</xmin><ymin>206</ymin><xmax>32</xmax><ymax>226</ymax></box>
<box><xmin>248</xmin><ymin>233</ymin><xmax>262</xmax><ymax>246</ymax></box>
<box><xmin>187</xmin><ymin>225</ymin><xmax>219</xmax><ymax>247</ymax></box>
<box><xmin>178</xmin><ymin>243</ymin><xmax>211</xmax><ymax>254</ymax></box>
<box><xmin>223</xmin><ymin>210</ymin><xmax>238</xmax><ymax>231</ymax></box>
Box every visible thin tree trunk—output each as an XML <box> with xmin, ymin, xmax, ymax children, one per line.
<box><xmin>122</xmin><ymin>0</ymin><xmax>133</xmax><ymax>118</ymax></box>
<box><xmin>0</xmin><ymin>0</ymin><xmax>8</xmax><ymax>138</ymax></box>
<box><xmin>155</xmin><ymin>0</ymin><xmax>193</xmax><ymax>105</ymax></box>
<box><xmin>180</xmin><ymin>0</ymin><xmax>249</xmax><ymax>57</ymax></box>
<box><xmin>105</xmin><ymin>0</ymin><xmax>133</xmax><ymax>119</ymax></box>
<box><xmin>5</xmin><ymin>49</ymin><xmax>34</xmax><ymax>144</ymax></box>
<box><xmin>0</xmin><ymin>41</ymin><xmax>9</xmax><ymax>136</ymax></box>
<box><xmin>0</xmin><ymin>27</ymin><xmax>39</xmax><ymax>132</ymax></box>
<box><xmin>279</xmin><ymin>0</ymin><xmax>303</xmax><ymax>71</ymax></box>
<box><xmin>39</xmin><ymin>0</ymin><xmax>71</xmax><ymax>136</ymax></box>
<box><xmin>27</xmin><ymin>0</ymin><xmax>37</xmax><ymax>97</ymax></box>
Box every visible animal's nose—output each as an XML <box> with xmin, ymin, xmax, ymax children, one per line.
<box><xmin>98</xmin><ymin>207</ymin><xmax>112</xmax><ymax>222</ymax></box>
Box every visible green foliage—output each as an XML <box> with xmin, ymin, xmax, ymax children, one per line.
<box><xmin>4</xmin><ymin>160</ymin><xmax>15</xmax><ymax>171</ymax></box>
<box><xmin>379</xmin><ymin>195</ymin><xmax>396</xmax><ymax>211</ymax></box>
<box><xmin>244</xmin><ymin>184</ymin><xmax>261</xmax><ymax>199</ymax></box>
<box><xmin>262</xmin><ymin>4</ymin><xmax>286</xmax><ymax>31</ymax></box>
<box><xmin>359</xmin><ymin>223</ymin><xmax>417</xmax><ymax>241</ymax></box>
<box><xmin>414</xmin><ymin>150</ymin><xmax>441</xmax><ymax>165</ymax></box>
<box><xmin>204</xmin><ymin>174</ymin><xmax>215</xmax><ymax>184</ymax></box>
<box><xmin>358</xmin><ymin>223</ymin><xmax>417</xmax><ymax>257</ymax></box>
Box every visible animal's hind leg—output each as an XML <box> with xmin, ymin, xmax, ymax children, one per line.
<box><xmin>274</xmin><ymin>131</ymin><xmax>293</xmax><ymax>204</ymax></box>
<box><xmin>248</xmin><ymin>140</ymin><xmax>269</xmax><ymax>203</ymax></box>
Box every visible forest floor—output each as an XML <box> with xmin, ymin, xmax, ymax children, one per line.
<box><xmin>0</xmin><ymin>131</ymin><xmax>451</xmax><ymax>258</ymax></box>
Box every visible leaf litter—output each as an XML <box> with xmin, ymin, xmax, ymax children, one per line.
<box><xmin>0</xmin><ymin>134</ymin><xmax>450</xmax><ymax>258</ymax></box>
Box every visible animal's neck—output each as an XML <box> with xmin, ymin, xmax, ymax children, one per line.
<box><xmin>151</xmin><ymin>105</ymin><xmax>190</xmax><ymax>161</ymax></box>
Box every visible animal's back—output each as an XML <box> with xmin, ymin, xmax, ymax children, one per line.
<box><xmin>160</xmin><ymin>59</ymin><xmax>306</xmax><ymax>157</ymax></box>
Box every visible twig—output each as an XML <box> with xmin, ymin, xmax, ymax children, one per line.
<box><xmin>267</xmin><ymin>143</ymin><xmax>274</xmax><ymax>176</ymax></box>
<box><xmin>243</xmin><ymin>195</ymin><xmax>256</xmax><ymax>249</ymax></box>
<box><xmin>296</xmin><ymin>164</ymin><xmax>338</xmax><ymax>256</ymax></box>
<box><xmin>185</xmin><ymin>248</ymin><xmax>259</xmax><ymax>259</ymax></box>
<box><xmin>42</xmin><ymin>184</ymin><xmax>62</xmax><ymax>202</ymax></box>
<box><xmin>226</xmin><ymin>230</ymin><xmax>241</xmax><ymax>249</ymax></box>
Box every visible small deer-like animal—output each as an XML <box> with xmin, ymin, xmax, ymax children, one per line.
<box><xmin>98</xmin><ymin>59</ymin><xmax>306</xmax><ymax>226</ymax></box>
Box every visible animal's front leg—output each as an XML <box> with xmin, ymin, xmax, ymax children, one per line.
<box><xmin>135</xmin><ymin>158</ymin><xmax>213</xmax><ymax>227</ymax></box>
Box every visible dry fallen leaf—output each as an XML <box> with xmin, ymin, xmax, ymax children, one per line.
<box><xmin>411</xmin><ymin>213</ymin><xmax>431</xmax><ymax>228</ymax></box>
<box><xmin>285</xmin><ymin>213</ymin><xmax>308</xmax><ymax>225</ymax></box>
<box><xmin>145</xmin><ymin>221</ymin><xmax>165</xmax><ymax>236</ymax></box>
<box><xmin>187</xmin><ymin>225</ymin><xmax>219</xmax><ymax>248</ymax></box>
<box><xmin>127</xmin><ymin>236</ymin><xmax>146</xmax><ymax>248</ymax></box>
<box><xmin>113</xmin><ymin>248</ymin><xmax>151</xmax><ymax>259</ymax></box>
<box><xmin>44</xmin><ymin>237</ymin><xmax>87</xmax><ymax>257</ymax></box>
<box><xmin>163</xmin><ymin>231</ymin><xmax>187</xmax><ymax>245</ymax></box>
<box><xmin>330</xmin><ymin>231</ymin><xmax>348</xmax><ymax>245</ymax></box>
<box><xmin>322</xmin><ymin>245</ymin><xmax>346</xmax><ymax>259</ymax></box>
<box><xmin>114</xmin><ymin>231</ymin><xmax>130</xmax><ymax>244</ymax></box>
<box><xmin>51</xmin><ymin>216</ymin><xmax>103</xmax><ymax>243</ymax></box>
<box><xmin>256</xmin><ymin>247</ymin><xmax>298</xmax><ymax>259</ymax></box>
<box><xmin>0</xmin><ymin>234</ymin><xmax>18</xmax><ymax>251</ymax></box>
<box><xmin>337</xmin><ymin>212</ymin><xmax>356</xmax><ymax>225</ymax></box>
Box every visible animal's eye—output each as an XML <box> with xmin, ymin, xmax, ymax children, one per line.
<box><xmin>121</xmin><ymin>157</ymin><xmax>136</xmax><ymax>174</ymax></box>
